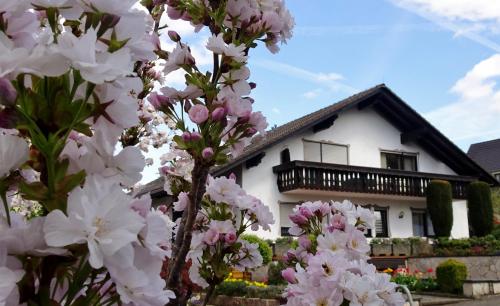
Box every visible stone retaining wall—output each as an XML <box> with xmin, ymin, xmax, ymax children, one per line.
<box><xmin>408</xmin><ymin>256</ymin><xmax>500</xmax><ymax>280</ymax></box>
<box><xmin>210</xmin><ymin>295</ymin><xmax>279</xmax><ymax>306</ymax></box>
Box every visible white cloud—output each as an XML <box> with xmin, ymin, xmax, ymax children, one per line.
<box><xmin>389</xmin><ymin>0</ymin><xmax>500</xmax><ymax>52</ymax></box>
<box><xmin>272</xmin><ymin>107</ymin><xmax>281</xmax><ymax>114</ymax></box>
<box><xmin>425</xmin><ymin>54</ymin><xmax>500</xmax><ymax>146</ymax></box>
<box><xmin>393</xmin><ymin>0</ymin><xmax>500</xmax><ymax>23</ymax></box>
<box><xmin>303</xmin><ymin>88</ymin><xmax>322</xmax><ymax>99</ymax></box>
<box><xmin>253</xmin><ymin>59</ymin><xmax>357</xmax><ymax>94</ymax></box>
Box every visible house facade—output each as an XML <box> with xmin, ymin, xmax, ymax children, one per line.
<box><xmin>143</xmin><ymin>84</ymin><xmax>498</xmax><ymax>240</ymax></box>
<box><xmin>468</xmin><ymin>138</ymin><xmax>500</xmax><ymax>182</ymax></box>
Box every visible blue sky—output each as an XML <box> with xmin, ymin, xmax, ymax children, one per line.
<box><xmin>248</xmin><ymin>0</ymin><xmax>500</xmax><ymax>149</ymax></box>
<box><xmin>144</xmin><ymin>0</ymin><xmax>500</xmax><ymax>183</ymax></box>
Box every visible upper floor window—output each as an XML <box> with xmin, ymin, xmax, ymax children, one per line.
<box><xmin>381</xmin><ymin>151</ymin><xmax>417</xmax><ymax>171</ymax></box>
<box><xmin>303</xmin><ymin>140</ymin><xmax>348</xmax><ymax>164</ymax></box>
<box><xmin>280</xmin><ymin>148</ymin><xmax>290</xmax><ymax>164</ymax></box>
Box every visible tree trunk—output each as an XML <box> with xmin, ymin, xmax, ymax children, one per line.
<box><xmin>166</xmin><ymin>161</ymin><xmax>210</xmax><ymax>305</ymax></box>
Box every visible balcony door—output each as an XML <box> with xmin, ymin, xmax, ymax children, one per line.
<box><xmin>303</xmin><ymin>140</ymin><xmax>348</xmax><ymax>164</ymax></box>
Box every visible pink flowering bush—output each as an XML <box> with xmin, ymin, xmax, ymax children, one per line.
<box><xmin>0</xmin><ymin>0</ymin><xmax>293</xmax><ymax>305</ymax></box>
<box><xmin>282</xmin><ymin>201</ymin><xmax>405</xmax><ymax>305</ymax></box>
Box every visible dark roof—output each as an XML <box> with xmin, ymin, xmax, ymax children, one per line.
<box><xmin>468</xmin><ymin>138</ymin><xmax>500</xmax><ymax>173</ymax></box>
<box><xmin>142</xmin><ymin>84</ymin><xmax>498</xmax><ymax>196</ymax></box>
<box><xmin>212</xmin><ymin>84</ymin><xmax>384</xmax><ymax>175</ymax></box>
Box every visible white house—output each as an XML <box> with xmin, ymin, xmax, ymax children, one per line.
<box><xmin>141</xmin><ymin>84</ymin><xmax>498</xmax><ymax>240</ymax></box>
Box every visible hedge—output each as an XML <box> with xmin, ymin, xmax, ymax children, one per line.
<box><xmin>427</xmin><ymin>180</ymin><xmax>453</xmax><ymax>237</ymax></box>
<box><xmin>468</xmin><ymin>181</ymin><xmax>493</xmax><ymax>236</ymax></box>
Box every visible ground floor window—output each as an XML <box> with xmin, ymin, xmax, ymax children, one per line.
<box><xmin>374</xmin><ymin>209</ymin><xmax>389</xmax><ymax>237</ymax></box>
<box><xmin>281</xmin><ymin>227</ymin><xmax>291</xmax><ymax>236</ymax></box>
<box><xmin>366</xmin><ymin>207</ymin><xmax>389</xmax><ymax>238</ymax></box>
<box><xmin>412</xmin><ymin>209</ymin><xmax>434</xmax><ymax>237</ymax></box>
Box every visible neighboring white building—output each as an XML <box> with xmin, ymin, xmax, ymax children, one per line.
<box><xmin>142</xmin><ymin>84</ymin><xmax>498</xmax><ymax>240</ymax></box>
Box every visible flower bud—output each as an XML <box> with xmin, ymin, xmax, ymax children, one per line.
<box><xmin>190</xmin><ymin>132</ymin><xmax>202</xmax><ymax>141</ymax></box>
<box><xmin>211</xmin><ymin>106</ymin><xmax>226</xmax><ymax>121</ymax></box>
<box><xmin>168</xmin><ymin>30</ymin><xmax>181</xmax><ymax>42</ymax></box>
<box><xmin>249</xmin><ymin>82</ymin><xmax>257</xmax><ymax>89</ymax></box>
<box><xmin>281</xmin><ymin>268</ymin><xmax>297</xmax><ymax>284</ymax></box>
<box><xmin>188</xmin><ymin>104</ymin><xmax>209</xmax><ymax>124</ymax></box>
<box><xmin>202</xmin><ymin>147</ymin><xmax>214</xmax><ymax>159</ymax></box>
<box><xmin>158</xmin><ymin>205</ymin><xmax>168</xmax><ymax>214</ymax></box>
<box><xmin>181</xmin><ymin>131</ymin><xmax>192</xmax><ymax>142</ymax></box>
<box><xmin>224</xmin><ymin>231</ymin><xmax>237</xmax><ymax>244</ymax></box>
<box><xmin>0</xmin><ymin>78</ymin><xmax>17</xmax><ymax>107</ymax></box>
<box><xmin>147</xmin><ymin>92</ymin><xmax>171</xmax><ymax>110</ymax></box>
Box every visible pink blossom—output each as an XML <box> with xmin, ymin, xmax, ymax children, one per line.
<box><xmin>173</xmin><ymin>192</ymin><xmax>190</xmax><ymax>212</ymax></box>
<box><xmin>329</xmin><ymin>213</ymin><xmax>346</xmax><ymax>231</ymax></box>
<box><xmin>281</xmin><ymin>267</ymin><xmax>296</xmax><ymax>284</ymax></box>
<box><xmin>188</xmin><ymin>104</ymin><xmax>209</xmax><ymax>124</ymax></box>
<box><xmin>203</xmin><ymin>228</ymin><xmax>219</xmax><ymax>245</ymax></box>
<box><xmin>298</xmin><ymin>235</ymin><xmax>311</xmax><ymax>249</ymax></box>
<box><xmin>289</xmin><ymin>212</ymin><xmax>308</xmax><ymax>225</ymax></box>
<box><xmin>298</xmin><ymin>206</ymin><xmax>313</xmax><ymax>219</ymax></box>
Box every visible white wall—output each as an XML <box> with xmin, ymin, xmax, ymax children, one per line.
<box><xmin>241</xmin><ymin>105</ymin><xmax>466</xmax><ymax>239</ymax></box>
<box><xmin>451</xmin><ymin>200</ymin><xmax>469</xmax><ymax>238</ymax></box>
<box><xmin>301</xmin><ymin>107</ymin><xmax>456</xmax><ymax>174</ymax></box>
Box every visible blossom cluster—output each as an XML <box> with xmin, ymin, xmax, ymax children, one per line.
<box><xmin>0</xmin><ymin>0</ymin><xmax>178</xmax><ymax>304</ymax></box>
<box><xmin>282</xmin><ymin>200</ymin><xmax>405</xmax><ymax>306</ymax></box>
<box><xmin>0</xmin><ymin>0</ymin><xmax>295</xmax><ymax>304</ymax></box>
<box><xmin>182</xmin><ymin>175</ymin><xmax>274</xmax><ymax>288</ymax></box>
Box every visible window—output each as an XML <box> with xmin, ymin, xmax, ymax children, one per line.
<box><xmin>366</xmin><ymin>208</ymin><xmax>388</xmax><ymax>237</ymax></box>
<box><xmin>381</xmin><ymin>152</ymin><xmax>417</xmax><ymax>171</ymax></box>
<box><xmin>412</xmin><ymin>210</ymin><xmax>434</xmax><ymax>237</ymax></box>
<box><xmin>374</xmin><ymin>209</ymin><xmax>388</xmax><ymax>237</ymax></box>
<box><xmin>281</xmin><ymin>227</ymin><xmax>291</xmax><ymax>236</ymax></box>
<box><xmin>303</xmin><ymin>140</ymin><xmax>348</xmax><ymax>164</ymax></box>
<box><xmin>280</xmin><ymin>148</ymin><xmax>290</xmax><ymax>164</ymax></box>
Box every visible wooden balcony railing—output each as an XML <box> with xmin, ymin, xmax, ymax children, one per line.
<box><xmin>272</xmin><ymin>161</ymin><xmax>475</xmax><ymax>199</ymax></box>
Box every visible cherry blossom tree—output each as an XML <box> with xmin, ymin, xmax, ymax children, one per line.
<box><xmin>0</xmin><ymin>0</ymin><xmax>292</xmax><ymax>305</ymax></box>
<box><xmin>0</xmin><ymin>0</ymin><xmax>405</xmax><ymax>305</ymax></box>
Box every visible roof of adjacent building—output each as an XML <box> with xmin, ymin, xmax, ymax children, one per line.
<box><xmin>141</xmin><ymin>84</ymin><xmax>499</xmax><ymax>196</ymax></box>
<box><xmin>468</xmin><ymin>138</ymin><xmax>500</xmax><ymax>174</ymax></box>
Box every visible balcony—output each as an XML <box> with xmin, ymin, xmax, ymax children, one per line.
<box><xmin>272</xmin><ymin>161</ymin><xmax>475</xmax><ymax>199</ymax></box>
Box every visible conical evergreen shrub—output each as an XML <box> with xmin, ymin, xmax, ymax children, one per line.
<box><xmin>426</xmin><ymin>180</ymin><xmax>453</xmax><ymax>237</ymax></box>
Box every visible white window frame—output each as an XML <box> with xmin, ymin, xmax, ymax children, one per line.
<box><xmin>303</xmin><ymin>139</ymin><xmax>350</xmax><ymax>164</ymax></box>
<box><xmin>380</xmin><ymin>149</ymin><xmax>419</xmax><ymax>171</ymax></box>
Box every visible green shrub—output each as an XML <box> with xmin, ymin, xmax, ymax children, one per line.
<box><xmin>492</xmin><ymin>225</ymin><xmax>500</xmax><ymax>240</ymax></box>
<box><xmin>427</xmin><ymin>180</ymin><xmax>453</xmax><ymax>237</ymax></box>
<box><xmin>436</xmin><ymin>259</ymin><xmax>467</xmax><ymax>293</ymax></box>
<box><xmin>468</xmin><ymin>181</ymin><xmax>494</xmax><ymax>236</ymax></box>
<box><xmin>267</xmin><ymin>261</ymin><xmax>287</xmax><ymax>285</ymax></box>
<box><xmin>214</xmin><ymin>280</ymin><xmax>247</xmax><ymax>296</ymax></box>
<box><xmin>245</xmin><ymin>285</ymin><xmax>285</xmax><ymax>299</ymax></box>
<box><xmin>241</xmin><ymin>234</ymin><xmax>273</xmax><ymax>265</ymax></box>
